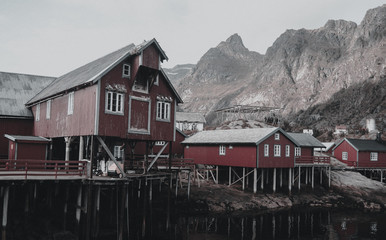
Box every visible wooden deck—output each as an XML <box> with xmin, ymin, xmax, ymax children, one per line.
<box><xmin>295</xmin><ymin>156</ymin><xmax>330</xmax><ymax>166</ymax></box>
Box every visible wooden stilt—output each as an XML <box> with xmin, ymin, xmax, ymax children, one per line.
<box><xmin>273</xmin><ymin>168</ymin><xmax>276</xmax><ymax>193</ymax></box>
<box><xmin>312</xmin><ymin>166</ymin><xmax>315</xmax><ymax>189</ymax></box>
<box><xmin>280</xmin><ymin>168</ymin><xmax>283</xmax><ymax>188</ymax></box>
<box><xmin>79</xmin><ymin>136</ymin><xmax>84</xmax><ymax>160</ymax></box>
<box><xmin>381</xmin><ymin>170</ymin><xmax>383</xmax><ymax>183</ymax></box>
<box><xmin>149</xmin><ymin>180</ymin><xmax>153</xmax><ymax>201</ymax></box>
<box><xmin>188</xmin><ymin>172</ymin><xmax>191</xmax><ymax>200</ymax></box>
<box><xmin>305</xmin><ymin>167</ymin><xmax>308</xmax><ymax>185</ymax></box>
<box><xmin>298</xmin><ymin>166</ymin><xmax>301</xmax><ymax>190</ymax></box>
<box><xmin>216</xmin><ymin>166</ymin><xmax>219</xmax><ymax>184</ymax></box>
<box><xmin>320</xmin><ymin>168</ymin><xmax>323</xmax><ymax>184</ymax></box>
<box><xmin>229</xmin><ymin>166</ymin><xmax>231</xmax><ymax>186</ymax></box>
<box><xmin>261</xmin><ymin>169</ymin><xmax>264</xmax><ymax>190</ymax></box>
<box><xmin>253</xmin><ymin>168</ymin><xmax>257</xmax><ymax>193</ymax></box>
<box><xmin>2</xmin><ymin>186</ymin><xmax>10</xmax><ymax>228</ymax></box>
<box><xmin>175</xmin><ymin>171</ymin><xmax>179</xmax><ymax>197</ymax></box>
<box><xmin>288</xmin><ymin>168</ymin><xmax>292</xmax><ymax>193</ymax></box>
<box><xmin>242</xmin><ymin>167</ymin><xmax>246</xmax><ymax>191</ymax></box>
<box><xmin>266</xmin><ymin>168</ymin><xmax>269</xmax><ymax>184</ymax></box>
<box><xmin>76</xmin><ymin>185</ymin><xmax>82</xmax><ymax>224</ymax></box>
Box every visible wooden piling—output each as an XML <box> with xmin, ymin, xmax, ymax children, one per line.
<box><xmin>2</xmin><ymin>186</ymin><xmax>10</xmax><ymax>228</ymax></box>
<box><xmin>253</xmin><ymin>168</ymin><xmax>257</xmax><ymax>193</ymax></box>
<box><xmin>273</xmin><ymin>168</ymin><xmax>276</xmax><ymax>193</ymax></box>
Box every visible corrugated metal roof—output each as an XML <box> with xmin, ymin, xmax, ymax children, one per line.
<box><xmin>287</xmin><ymin>133</ymin><xmax>325</xmax><ymax>148</ymax></box>
<box><xmin>182</xmin><ymin>128</ymin><xmax>279</xmax><ymax>144</ymax></box>
<box><xmin>176</xmin><ymin>112</ymin><xmax>206</xmax><ymax>123</ymax></box>
<box><xmin>27</xmin><ymin>38</ymin><xmax>170</xmax><ymax>105</ymax></box>
<box><xmin>4</xmin><ymin>134</ymin><xmax>50</xmax><ymax>142</ymax></box>
<box><xmin>0</xmin><ymin>72</ymin><xmax>55</xmax><ymax>117</ymax></box>
<box><xmin>346</xmin><ymin>138</ymin><xmax>386</xmax><ymax>152</ymax></box>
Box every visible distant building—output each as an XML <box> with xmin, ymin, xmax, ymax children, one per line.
<box><xmin>334</xmin><ymin>125</ymin><xmax>348</xmax><ymax>135</ymax></box>
<box><xmin>302</xmin><ymin>129</ymin><xmax>314</xmax><ymax>135</ymax></box>
<box><xmin>0</xmin><ymin>72</ymin><xmax>55</xmax><ymax>159</ymax></box>
<box><xmin>332</xmin><ymin>138</ymin><xmax>386</xmax><ymax>168</ymax></box>
<box><xmin>366</xmin><ymin>118</ymin><xmax>376</xmax><ymax>132</ymax></box>
<box><xmin>176</xmin><ymin>112</ymin><xmax>206</xmax><ymax>132</ymax></box>
<box><xmin>314</xmin><ymin>142</ymin><xmax>336</xmax><ymax>155</ymax></box>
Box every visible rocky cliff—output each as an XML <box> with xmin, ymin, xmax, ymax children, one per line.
<box><xmin>167</xmin><ymin>5</ymin><xmax>386</xmax><ymax>128</ymax></box>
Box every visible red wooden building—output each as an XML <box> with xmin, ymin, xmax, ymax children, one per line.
<box><xmin>4</xmin><ymin>134</ymin><xmax>50</xmax><ymax>160</ymax></box>
<box><xmin>0</xmin><ymin>72</ymin><xmax>54</xmax><ymax>159</ymax></box>
<box><xmin>287</xmin><ymin>133</ymin><xmax>327</xmax><ymax>164</ymax></box>
<box><xmin>182</xmin><ymin>127</ymin><xmax>298</xmax><ymax>169</ymax></box>
<box><xmin>332</xmin><ymin>138</ymin><xmax>386</xmax><ymax>168</ymax></box>
<box><xmin>25</xmin><ymin>39</ymin><xmax>182</xmax><ymax>174</ymax></box>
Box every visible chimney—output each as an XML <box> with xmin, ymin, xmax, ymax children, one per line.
<box><xmin>376</xmin><ymin>131</ymin><xmax>383</xmax><ymax>143</ymax></box>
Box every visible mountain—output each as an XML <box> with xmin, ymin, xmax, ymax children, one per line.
<box><xmin>166</xmin><ymin>5</ymin><xmax>386</xmax><ymax>129</ymax></box>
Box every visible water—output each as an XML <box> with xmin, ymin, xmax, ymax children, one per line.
<box><xmin>1</xmin><ymin>182</ymin><xmax>386</xmax><ymax>239</ymax></box>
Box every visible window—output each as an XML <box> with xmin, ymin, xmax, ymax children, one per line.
<box><xmin>219</xmin><ymin>145</ymin><xmax>226</xmax><ymax>155</ymax></box>
<box><xmin>155</xmin><ymin>141</ymin><xmax>166</xmax><ymax>146</ymax></box>
<box><xmin>295</xmin><ymin>147</ymin><xmax>301</xmax><ymax>157</ymax></box>
<box><xmin>286</xmin><ymin>145</ymin><xmax>290</xmax><ymax>157</ymax></box>
<box><xmin>342</xmin><ymin>152</ymin><xmax>348</xmax><ymax>160</ymax></box>
<box><xmin>370</xmin><ymin>152</ymin><xmax>378</xmax><ymax>161</ymax></box>
<box><xmin>275</xmin><ymin>133</ymin><xmax>280</xmax><ymax>140</ymax></box>
<box><xmin>106</xmin><ymin>91</ymin><xmax>124</xmax><ymax>114</ymax></box>
<box><xmin>46</xmin><ymin>100</ymin><xmax>51</xmax><ymax>119</ymax></box>
<box><xmin>274</xmin><ymin>145</ymin><xmax>281</xmax><ymax>157</ymax></box>
<box><xmin>264</xmin><ymin>144</ymin><xmax>269</xmax><ymax>157</ymax></box>
<box><xmin>122</xmin><ymin>64</ymin><xmax>131</xmax><ymax>78</ymax></box>
<box><xmin>114</xmin><ymin>146</ymin><xmax>124</xmax><ymax>159</ymax></box>
<box><xmin>35</xmin><ymin>103</ymin><xmax>40</xmax><ymax>121</ymax></box>
<box><xmin>156</xmin><ymin>101</ymin><xmax>170</xmax><ymax>121</ymax></box>
<box><xmin>67</xmin><ymin>92</ymin><xmax>74</xmax><ymax>115</ymax></box>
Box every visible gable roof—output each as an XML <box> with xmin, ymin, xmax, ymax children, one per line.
<box><xmin>27</xmin><ymin>39</ymin><xmax>169</xmax><ymax>106</ymax></box>
<box><xmin>182</xmin><ymin>127</ymin><xmax>298</xmax><ymax>145</ymax></box>
<box><xmin>159</xmin><ymin>68</ymin><xmax>183</xmax><ymax>103</ymax></box>
<box><xmin>176</xmin><ymin>112</ymin><xmax>206</xmax><ymax>123</ymax></box>
<box><xmin>0</xmin><ymin>72</ymin><xmax>55</xmax><ymax>118</ymax></box>
<box><xmin>287</xmin><ymin>133</ymin><xmax>325</xmax><ymax>148</ymax></box>
<box><xmin>341</xmin><ymin>138</ymin><xmax>386</xmax><ymax>152</ymax></box>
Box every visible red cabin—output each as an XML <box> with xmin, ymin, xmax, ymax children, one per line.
<box><xmin>182</xmin><ymin>128</ymin><xmax>298</xmax><ymax>168</ymax></box>
<box><xmin>4</xmin><ymin>134</ymin><xmax>50</xmax><ymax>160</ymax></box>
<box><xmin>287</xmin><ymin>133</ymin><xmax>329</xmax><ymax>165</ymax></box>
<box><xmin>24</xmin><ymin>39</ymin><xmax>183</xmax><ymax>172</ymax></box>
<box><xmin>333</xmin><ymin>138</ymin><xmax>386</xmax><ymax>168</ymax></box>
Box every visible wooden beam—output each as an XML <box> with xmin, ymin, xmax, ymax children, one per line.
<box><xmin>96</xmin><ymin>136</ymin><xmax>125</xmax><ymax>177</ymax></box>
<box><xmin>147</xmin><ymin>142</ymin><xmax>169</xmax><ymax>172</ymax></box>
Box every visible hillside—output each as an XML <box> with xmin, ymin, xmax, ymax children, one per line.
<box><xmin>166</xmin><ymin>5</ymin><xmax>386</xmax><ymax>129</ymax></box>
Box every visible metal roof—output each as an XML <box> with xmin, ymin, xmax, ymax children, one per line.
<box><xmin>287</xmin><ymin>133</ymin><xmax>325</xmax><ymax>148</ymax></box>
<box><xmin>176</xmin><ymin>112</ymin><xmax>206</xmax><ymax>123</ymax></box>
<box><xmin>315</xmin><ymin>142</ymin><xmax>335</xmax><ymax>151</ymax></box>
<box><xmin>0</xmin><ymin>72</ymin><xmax>55</xmax><ymax>118</ymax></box>
<box><xmin>181</xmin><ymin>127</ymin><xmax>298</xmax><ymax>145</ymax></box>
<box><xmin>4</xmin><ymin>134</ymin><xmax>51</xmax><ymax>142</ymax></box>
<box><xmin>345</xmin><ymin>138</ymin><xmax>386</xmax><ymax>152</ymax></box>
<box><xmin>27</xmin><ymin>38</ymin><xmax>170</xmax><ymax>105</ymax></box>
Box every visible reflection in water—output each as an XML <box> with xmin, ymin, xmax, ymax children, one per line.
<box><xmin>1</xmin><ymin>181</ymin><xmax>386</xmax><ymax>240</ymax></box>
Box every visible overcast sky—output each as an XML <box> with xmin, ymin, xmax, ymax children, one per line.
<box><xmin>0</xmin><ymin>0</ymin><xmax>384</xmax><ymax>77</ymax></box>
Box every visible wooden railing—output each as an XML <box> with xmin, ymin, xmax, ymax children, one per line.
<box><xmin>0</xmin><ymin>159</ymin><xmax>87</xmax><ymax>179</ymax></box>
<box><xmin>157</xmin><ymin>158</ymin><xmax>195</xmax><ymax>169</ymax></box>
<box><xmin>295</xmin><ymin>156</ymin><xmax>330</xmax><ymax>165</ymax></box>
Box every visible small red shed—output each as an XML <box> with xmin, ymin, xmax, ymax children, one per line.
<box><xmin>332</xmin><ymin>138</ymin><xmax>386</xmax><ymax>168</ymax></box>
<box><xmin>182</xmin><ymin>127</ymin><xmax>299</xmax><ymax>168</ymax></box>
<box><xmin>4</xmin><ymin>134</ymin><xmax>51</xmax><ymax>160</ymax></box>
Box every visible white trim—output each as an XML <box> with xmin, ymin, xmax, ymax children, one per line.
<box><xmin>264</xmin><ymin>144</ymin><xmax>269</xmax><ymax>157</ymax></box>
<box><xmin>35</xmin><ymin>103</ymin><xmax>40</xmax><ymax>121</ymax></box>
<box><xmin>156</xmin><ymin>101</ymin><xmax>171</xmax><ymax>122</ymax></box>
<box><xmin>342</xmin><ymin>152</ymin><xmax>348</xmax><ymax>160</ymax></box>
<box><xmin>219</xmin><ymin>145</ymin><xmax>226</xmax><ymax>155</ymax></box>
<box><xmin>128</xmin><ymin>96</ymin><xmax>151</xmax><ymax>135</ymax></box>
<box><xmin>122</xmin><ymin>64</ymin><xmax>131</xmax><ymax>78</ymax></box>
<box><xmin>94</xmin><ymin>80</ymin><xmax>101</xmax><ymax>135</ymax></box>
<box><xmin>46</xmin><ymin>100</ymin><xmax>51</xmax><ymax>119</ymax></box>
<box><xmin>274</xmin><ymin>133</ymin><xmax>280</xmax><ymax>140</ymax></box>
<box><xmin>67</xmin><ymin>92</ymin><xmax>74</xmax><ymax>115</ymax></box>
<box><xmin>295</xmin><ymin>147</ymin><xmax>301</xmax><ymax>157</ymax></box>
<box><xmin>105</xmin><ymin>91</ymin><xmax>124</xmax><ymax>115</ymax></box>
<box><xmin>173</xmin><ymin>101</ymin><xmax>176</xmax><ymax>142</ymax></box>
<box><xmin>285</xmin><ymin>145</ymin><xmax>290</xmax><ymax>157</ymax></box>
<box><xmin>139</xmin><ymin>51</ymin><xmax>143</xmax><ymax>66</ymax></box>
<box><xmin>370</xmin><ymin>152</ymin><xmax>378</xmax><ymax>161</ymax></box>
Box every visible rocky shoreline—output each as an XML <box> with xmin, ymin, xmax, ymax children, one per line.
<box><xmin>176</xmin><ymin>170</ymin><xmax>386</xmax><ymax>215</ymax></box>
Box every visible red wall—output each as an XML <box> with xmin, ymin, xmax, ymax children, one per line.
<box><xmin>185</xmin><ymin>144</ymin><xmax>257</xmax><ymax>168</ymax></box>
<box><xmin>357</xmin><ymin>151</ymin><xmax>386</xmax><ymax>168</ymax></box>
<box><xmin>258</xmin><ymin>132</ymin><xmax>295</xmax><ymax>168</ymax></box>
<box><xmin>33</xmin><ymin>85</ymin><xmax>97</xmax><ymax>137</ymax></box>
<box><xmin>301</xmin><ymin>147</ymin><xmax>313</xmax><ymax>157</ymax></box>
<box><xmin>8</xmin><ymin>140</ymin><xmax>48</xmax><ymax>160</ymax></box>
<box><xmin>98</xmin><ymin>44</ymin><xmax>176</xmax><ymax>142</ymax></box>
<box><xmin>0</xmin><ymin>118</ymin><xmax>34</xmax><ymax>158</ymax></box>
<box><xmin>333</xmin><ymin>140</ymin><xmax>357</xmax><ymax>166</ymax></box>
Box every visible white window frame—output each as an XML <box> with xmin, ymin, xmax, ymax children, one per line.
<box><xmin>342</xmin><ymin>152</ymin><xmax>348</xmax><ymax>160</ymax></box>
<box><xmin>155</xmin><ymin>141</ymin><xmax>166</xmax><ymax>146</ymax></box>
<box><xmin>370</xmin><ymin>152</ymin><xmax>378</xmax><ymax>161</ymax></box>
<box><xmin>275</xmin><ymin>133</ymin><xmax>280</xmax><ymax>140</ymax></box>
<box><xmin>285</xmin><ymin>145</ymin><xmax>290</xmax><ymax>157</ymax></box>
<box><xmin>264</xmin><ymin>144</ymin><xmax>269</xmax><ymax>157</ymax></box>
<box><xmin>156</xmin><ymin>101</ymin><xmax>171</xmax><ymax>122</ymax></box>
<box><xmin>46</xmin><ymin>100</ymin><xmax>51</xmax><ymax>119</ymax></box>
<box><xmin>295</xmin><ymin>147</ymin><xmax>301</xmax><ymax>157</ymax></box>
<box><xmin>105</xmin><ymin>91</ymin><xmax>124</xmax><ymax>115</ymax></box>
<box><xmin>67</xmin><ymin>92</ymin><xmax>74</xmax><ymax>115</ymax></box>
<box><xmin>219</xmin><ymin>145</ymin><xmax>226</xmax><ymax>156</ymax></box>
<box><xmin>122</xmin><ymin>64</ymin><xmax>131</xmax><ymax>78</ymax></box>
<box><xmin>114</xmin><ymin>146</ymin><xmax>124</xmax><ymax>159</ymax></box>
<box><xmin>274</xmin><ymin>145</ymin><xmax>281</xmax><ymax>157</ymax></box>
<box><xmin>36</xmin><ymin>103</ymin><xmax>40</xmax><ymax>121</ymax></box>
